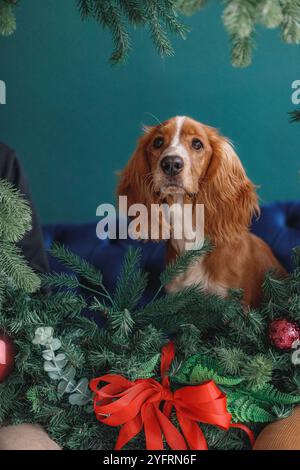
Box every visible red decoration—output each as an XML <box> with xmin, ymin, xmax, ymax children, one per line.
<box><xmin>90</xmin><ymin>341</ymin><xmax>255</xmax><ymax>450</ymax></box>
<box><xmin>269</xmin><ymin>318</ymin><xmax>300</xmax><ymax>350</ymax></box>
<box><xmin>0</xmin><ymin>334</ymin><xmax>14</xmax><ymax>383</ymax></box>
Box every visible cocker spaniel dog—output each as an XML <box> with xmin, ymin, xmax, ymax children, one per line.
<box><xmin>117</xmin><ymin>116</ymin><xmax>285</xmax><ymax>307</ymax></box>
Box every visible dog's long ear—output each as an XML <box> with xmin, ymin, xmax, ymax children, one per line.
<box><xmin>198</xmin><ymin>127</ymin><xmax>259</xmax><ymax>243</ymax></box>
<box><xmin>117</xmin><ymin>132</ymin><xmax>153</xmax><ymax>207</ymax></box>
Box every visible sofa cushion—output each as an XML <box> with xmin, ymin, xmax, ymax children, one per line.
<box><xmin>42</xmin><ymin>202</ymin><xmax>300</xmax><ymax>302</ymax></box>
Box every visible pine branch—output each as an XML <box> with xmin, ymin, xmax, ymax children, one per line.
<box><xmin>159</xmin><ymin>239</ymin><xmax>212</xmax><ymax>287</ymax></box>
<box><xmin>41</xmin><ymin>273</ymin><xmax>79</xmax><ymax>290</ymax></box>
<box><xmin>176</xmin><ymin>0</ymin><xmax>207</xmax><ymax>16</ymax></box>
<box><xmin>281</xmin><ymin>0</ymin><xmax>300</xmax><ymax>44</ymax></box>
<box><xmin>0</xmin><ymin>0</ymin><xmax>16</xmax><ymax>36</ymax></box>
<box><xmin>241</xmin><ymin>354</ymin><xmax>273</xmax><ymax>390</ymax></box>
<box><xmin>147</xmin><ymin>7</ymin><xmax>175</xmax><ymax>57</ymax></box>
<box><xmin>262</xmin><ymin>270</ymin><xmax>290</xmax><ymax>304</ymax></box>
<box><xmin>289</xmin><ymin>109</ymin><xmax>300</xmax><ymax>122</ymax></box>
<box><xmin>50</xmin><ymin>243</ymin><xmax>103</xmax><ymax>286</ymax></box>
<box><xmin>215</xmin><ymin>345</ymin><xmax>245</xmax><ymax>375</ymax></box>
<box><xmin>231</xmin><ymin>35</ymin><xmax>254</xmax><ymax>68</ymax></box>
<box><xmin>114</xmin><ymin>247</ymin><xmax>148</xmax><ymax>312</ymax></box>
<box><xmin>109</xmin><ymin>308</ymin><xmax>135</xmax><ymax>340</ymax></box>
<box><xmin>259</xmin><ymin>0</ymin><xmax>283</xmax><ymax>28</ymax></box>
<box><xmin>0</xmin><ymin>242</ymin><xmax>40</xmax><ymax>293</ymax></box>
<box><xmin>0</xmin><ymin>179</ymin><xmax>32</xmax><ymax>242</ymax></box>
<box><xmin>76</xmin><ymin>0</ymin><xmax>93</xmax><ymax>18</ymax></box>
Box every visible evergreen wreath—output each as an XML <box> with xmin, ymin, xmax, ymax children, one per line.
<box><xmin>1</xmin><ymin>0</ymin><xmax>300</xmax><ymax>67</ymax></box>
<box><xmin>0</xmin><ymin>179</ymin><xmax>300</xmax><ymax>450</ymax></box>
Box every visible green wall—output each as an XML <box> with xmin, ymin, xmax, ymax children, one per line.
<box><xmin>0</xmin><ymin>0</ymin><xmax>299</xmax><ymax>224</ymax></box>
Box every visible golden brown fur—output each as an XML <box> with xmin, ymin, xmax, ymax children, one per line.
<box><xmin>118</xmin><ymin>116</ymin><xmax>285</xmax><ymax>307</ymax></box>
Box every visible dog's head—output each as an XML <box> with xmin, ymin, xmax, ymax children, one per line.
<box><xmin>117</xmin><ymin>116</ymin><xmax>259</xmax><ymax>243</ymax></box>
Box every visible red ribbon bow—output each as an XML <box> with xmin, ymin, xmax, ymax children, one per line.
<box><xmin>90</xmin><ymin>341</ymin><xmax>255</xmax><ymax>450</ymax></box>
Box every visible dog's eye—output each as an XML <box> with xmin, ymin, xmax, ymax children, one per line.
<box><xmin>153</xmin><ymin>137</ymin><xmax>164</xmax><ymax>149</ymax></box>
<box><xmin>192</xmin><ymin>138</ymin><xmax>203</xmax><ymax>150</ymax></box>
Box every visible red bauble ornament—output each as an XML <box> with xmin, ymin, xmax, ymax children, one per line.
<box><xmin>0</xmin><ymin>334</ymin><xmax>14</xmax><ymax>383</ymax></box>
<box><xmin>269</xmin><ymin>318</ymin><xmax>300</xmax><ymax>350</ymax></box>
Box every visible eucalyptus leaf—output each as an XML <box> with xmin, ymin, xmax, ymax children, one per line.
<box><xmin>50</xmin><ymin>338</ymin><xmax>62</xmax><ymax>351</ymax></box>
<box><xmin>57</xmin><ymin>379</ymin><xmax>69</xmax><ymax>396</ymax></box>
<box><xmin>42</xmin><ymin>349</ymin><xmax>55</xmax><ymax>361</ymax></box>
<box><xmin>33</xmin><ymin>326</ymin><xmax>54</xmax><ymax>345</ymax></box>
<box><xmin>44</xmin><ymin>361</ymin><xmax>60</xmax><ymax>372</ymax></box>
<box><xmin>62</xmin><ymin>366</ymin><xmax>76</xmax><ymax>382</ymax></box>
<box><xmin>73</xmin><ymin>377</ymin><xmax>89</xmax><ymax>394</ymax></box>
<box><xmin>55</xmin><ymin>353</ymin><xmax>66</xmax><ymax>361</ymax></box>
<box><xmin>57</xmin><ymin>359</ymin><xmax>68</xmax><ymax>369</ymax></box>
<box><xmin>57</xmin><ymin>378</ymin><xmax>76</xmax><ymax>396</ymax></box>
<box><xmin>48</xmin><ymin>371</ymin><xmax>61</xmax><ymax>380</ymax></box>
<box><xmin>68</xmin><ymin>392</ymin><xmax>89</xmax><ymax>406</ymax></box>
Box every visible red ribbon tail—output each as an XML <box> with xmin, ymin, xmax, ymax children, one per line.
<box><xmin>154</xmin><ymin>404</ymin><xmax>188</xmax><ymax>450</ymax></box>
<box><xmin>177</xmin><ymin>412</ymin><xmax>208</xmax><ymax>450</ymax></box>
<box><xmin>115</xmin><ymin>414</ymin><xmax>143</xmax><ymax>450</ymax></box>
<box><xmin>142</xmin><ymin>403</ymin><xmax>165</xmax><ymax>450</ymax></box>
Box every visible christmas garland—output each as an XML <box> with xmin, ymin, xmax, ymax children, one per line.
<box><xmin>2</xmin><ymin>1</ymin><xmax>300</xmax><ymax>67</ymax></box>
<box><xmin>0</xmin><ymin>179</ymin><xmax>300</xmax><ymax>450</ymax></box>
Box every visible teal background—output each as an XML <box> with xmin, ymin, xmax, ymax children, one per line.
<box><xmin>0</xmin><ymin>0</ymin><xmax>299</xmax><ymax>224</ymax></box>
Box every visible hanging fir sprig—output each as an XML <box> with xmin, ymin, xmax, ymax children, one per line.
<box><xmin>0</xmin><ymin>0</ymin><xmax>17</xmax><ymax>36</ymax></box>
<box><xmin>2</xmin><ymin>1</ymin><xmax>300</xmax><ymax>66</ymax></box>
<box><xmin>289</xmin><ymin>109</ymin><xmax>300</xmax><ymax>122</ymax></box>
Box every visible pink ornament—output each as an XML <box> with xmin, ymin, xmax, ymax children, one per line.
<box><xmin>269</xmin><ymin>318</ymin><xmax>300</xmax><ymax>350</ymax></box>
<box><xmin>0</xmin><ymin>334</ymin><xmax>14</xmax><ymax>383</ymax></box>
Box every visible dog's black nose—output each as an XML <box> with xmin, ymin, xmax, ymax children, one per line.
<box><xmin>160</xmin><ymin>155</ymin><xmax>184</xmax><ymax>176</ymax></box>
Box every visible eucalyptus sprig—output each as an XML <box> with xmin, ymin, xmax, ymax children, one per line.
<box><xmin>33</xmin><ymin>327</ymin><xmax>92</xmax><ymax>406</ymax></box>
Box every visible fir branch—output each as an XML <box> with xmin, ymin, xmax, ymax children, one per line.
<box><xmin>51</xmin><ymin>243</ymin><xmax>102</xmax><ymax>285</ymax></box>
<box><xmin>118</xmin><ymin>0</ymin><xmax>146</xmax><ymax>24</ymax></box>
<box><xmin>0</xmin><ymin>242</ymin><xmax>40</xmax><ymax>293</ymax></box>
<box><xmin>41</xmin><ymin>273</ymin><xmax>79</xmax><ymax>290</ymax></box>
<box><xmin>289</xmin><ymin>109</ymin><xmax>300</xmax><ymax>122</ymax></box>
<box><xmin>0</xmin><ymin>0</ymin><xmax>16</xmax><ymax>36</ymax></box>
<box><xmin>110</xmin><ymin>308</ymin><xmax>135</xmax><ymax>340</ymax></box>
<box><xmin>0</xmin><ymin>179</ymin><xmax>32</xmax><ymax>242</ymax></box>
<box><xmin>231</xmin><ymin>36</ymin><xmax>254</xmax><ymax>68</ymax></box>
<box><xmin>259</xmin><ymin>0</ymin><xmax>283</xmax><ymax>28</ymax></box>
<box><xmin>215</xmin><ymin>345</ymin><xmax>245</xmax><ymax>375</ymax></box>
<box><xmin>156</xmin><ymin>0</ymin><xmax>189</xmax><ymax>38</ymax></box>
<box><xmin>262</xmin><ymin>269</ymin><xmax>289</xmax><ymax>304</ymax></box>
<box><xmin>3</xmin><ymin>0</ymin><xmax>300</xmax><ymax>68</ymax></box>
<box><xmin>281</xmin><ymin>0</ymin><xmax>300</xmax><ymax>44</ymax></box>
<box><xmin>223</xmin><ymin>0</ymin><xmax>257</xmax><ymax>39</ymax></box>
<box><xmin>202</xmin><ymin>423</ymin><xmax>247</xmax><ymax>450</ymax></box>
<box><xmin>147</xmin><ymin>7</ymin><xmax>175</xmax><ymax>57</ymax></box>
<box><xmin>241</xmin><ymin>354</ymin><xmax>273</xmax><ymax>390</ymax></box>
<box><xmin>76</xmin><ymin>0</ymin><xmax>93</xmax><ymax>18</ymax></box>
<box><xmin>176</xmin><ymin>0</ymin><xmax>207</xmax><ymax>16</ymax></box>
<box><xmin>132</xmin><ymin>325</ymin><xmax>167</xmax><ymax>355</ymax></box>
<box><xmin>114</xmin><ymin>247</ymin><xmax>148</xmax><ymax>312</ymax></box>
<box><xmin>95</xmin><ymin>0</ymin><xmax>131</xmax><ymax>64</ymax></box>
<box><xmin>159</xmin><ymin>239</ymin><xmax>212</xmax><ymax>287</ymax></box>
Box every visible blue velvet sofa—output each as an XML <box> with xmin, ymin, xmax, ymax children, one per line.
<box><xmin>42</xmin><ymin>202</ymin><xmax>300</xmax><ymax>303</ymax></box>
